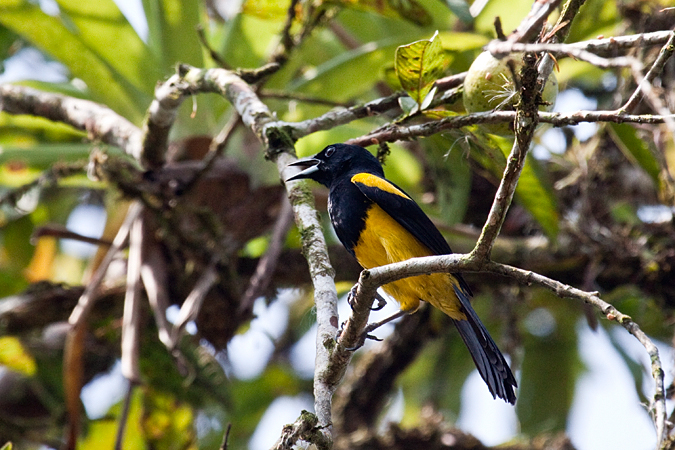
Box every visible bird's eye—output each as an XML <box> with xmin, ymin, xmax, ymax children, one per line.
<box><xmin>325</xmin><ymin>147</ymin><xmax>335</xmax><ymax>157</ymax></box>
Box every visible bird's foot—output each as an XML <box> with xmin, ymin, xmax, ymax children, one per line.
<box><xmin>339</xmin><ymin>309</ymin><xmax>409</xmax><ymax>351</ymax></box>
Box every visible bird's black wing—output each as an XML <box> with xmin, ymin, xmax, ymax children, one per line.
<box><xmin>351</xmin><ymin>172</ymin><xmax>450</xmax><ymax>254</ymax></box>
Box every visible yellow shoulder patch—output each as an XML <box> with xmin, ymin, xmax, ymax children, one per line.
<box><xmin>351</xmin><ymin>173</ymin><xmax>410</xmax><ymax>199</ymax></box>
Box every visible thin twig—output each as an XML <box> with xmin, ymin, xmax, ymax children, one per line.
<box><xmin>220</xmin><ymin>423</ymin><xmax>233</xmax><ymax>450</ymax></box>
<box><xmin>346</xmin><ymin>109</ymin><xmax>675</xmax><ymax>147</ymax></box>
<box><xmin>282</xmin><ymin>92</ymin><xmax>405</xmax><ymax>140</ymax></box>
<box><xmin>62</xmin><ymin>199</ymin><xmax>138</xmax><ymax>450</ymax></box>
<box><xmin>259</xmin><ymin>89</ymin><xmax>355</xmax><ymax>107</ymax></box>
<box><xmin>508</xmin><ymin>0</ymin><xmax>564</xmax><ymax>44</ymax></box>
<box><xmin>68</xmin><ymin>201</ymin><xmax>143</xmax><ymax>326</ymax></box>
<box><xmin>114</xmin><ymin>380</ymin><xmax>137</xmax><ymax>450</ymax></box>
<box><xmin>31</xmin><ymin>224</ymin><xmax>113</xmax><ymax>247</ymax></box>
<box><xmin>346</xmin><ymin>250</ymin><xmax>668</xmax><ymax>448</ymax></box>
<box><xmin>270</xmin><ymin>0</ymin><xmax>301</xmax><ymax>66</ymax></box>
<box><xmin>239</xmin><ymin>194</ymin><xmax>294</xmax><ymax>314</ymax></box>
<box><xmin>178</xmin><ymin>112</ymin><xmax>241</xmax><ymax>196</ymax></box>
<box><xmin>487</xmin><ymin>40</ymin><xmax>641</xmax><ymax>68</ymax></box>
<box><xmin>139</xmin><ymin>222</ymin><xmax>174</xmax><ymax>349</ymax></box>
<box><xmin>552</xmin><ymin>0</ymin><xmax>587</xmax><ymax>43</ymax></box>
<box><xmin>474</xmin><ymin>53</ymin><xmax>540</xmax><ymax>260</ymax></box>
<box><xmin>169</xmin><ymin>259</ymin><xmax>219</xmax><ymax>348</ymax></box>
<box><xmin>197</xmin><ymin>24</ymin><xmax>231</xmax><ymax>69</ymax></box>
<box><xmin>0</xmin><ymin>161</ymin><xmax>85</xmax><ymax>208</ymax></box>
<box><xmin>121</xmin><ymin>211</ymin><xmax>144</xmax><ymax>382</ymax></box>
<box><xmin>472</xmin><ymin>137</ymin><xmax>527</xmax><ymax>260</ymax></box>
<box><xmin>622</xmin><ymin>30</ymin><xmax>675</xmax><ymax>114</ymax></box>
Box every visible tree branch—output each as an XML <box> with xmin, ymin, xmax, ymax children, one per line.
<box><xmin>146</xmin><ymin>64</ymin><xmax>341</xmax><ymax>446</ymax></box>
<box><xmin>346</xmin><ymin>109</ymin><xmax>675</xmax><ymax>147</ymax></box>
<box><xmin>488</xmin><ymin>40</ymin><xmax>640</xmax><ymax>68</ymax></box>
<box><xmin>0</xmin><ymin>85</ymin><xmax>142</xmax><ymax>159</ymax></box>
<box><xmin>508</xmin><ymin>0</ymin><xmax>564</xmax><ymax>44</ymax></box>
<box><xmin>346</xmin><ymin>250</ymin><xmax>667</xmax><ymax>448</ymax></box>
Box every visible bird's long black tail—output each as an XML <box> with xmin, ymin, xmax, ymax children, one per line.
<box><xmin>452</xmin><ymin>286</ymin><xmax>517</xmax><ymax>404</ymax></box>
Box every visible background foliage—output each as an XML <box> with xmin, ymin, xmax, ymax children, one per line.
<box><xmin>0</xmin><ymin>0</ymin><xmax>674</xmax><ymax>449</ymax></box>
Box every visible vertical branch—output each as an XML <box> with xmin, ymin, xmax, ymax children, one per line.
<box><xmin>281</xmin><ymin>152</ymin><xmax>340</xmax><ymax>442</ymax></box>
<box><xmin>114</xmin><ymin>381</ymin><xmax>135</xmax><ymax>450</ymax></box>
<box><xmin>63</xmin><ymin>201</ymin><xmax>142</xmax><ymax>449</ymax></box>
<box><xmin>140</xmin><ymin>230</ymin><xmax>174</xmax><ymax>349</ymax></box>
<box><xmin>470</xmin><ymin>137</ymin><xmax>527</xmax><ymax>261</ymax></box>
<box><xmin>121</xmin><ymin>211</ymin><xmax>144</xmax><ymax>383</ymax></box>
<box><xmin>68</xmin><ymin>202</ymin><xmax>143</xmax><ymax>326</ymax></box>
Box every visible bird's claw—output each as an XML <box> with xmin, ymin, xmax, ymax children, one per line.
<box><xmin>341</xmin><ymin>327</ymin><xmax>383</xmax><ymax>351</ymax></box>
<box><xmin>347</xmin><ymin>285</ymin><xmax>387</xmax><ymax>311</ymax></box>
<box><xmin>371</xmin><ymin>293</ymin><xmax>387</xmax><ymax>311</ymax></box>
<box><xmin>346</xmin><ymin>285</ymin><xmax>358</xmax><ymax>310</ymax></box>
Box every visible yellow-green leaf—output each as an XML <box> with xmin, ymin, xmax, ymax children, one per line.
<box><xmin>0</xmin><ymin>336</ymin><xmax>37</xmax><ymax>376</ymax></box>
<box><xmin>395</xmin><ymin>32</ymin><xmax>447</xmax><ymax>108</ymax></box>
<box><xmin>330</xmin><ymin>0</ymin><xmax>432</xmax><ymax>26</ymax></box>
<box><xmin>242</xmin><ymin>0</ymin><xmax>292</xmax><ymax>19</ymax></box>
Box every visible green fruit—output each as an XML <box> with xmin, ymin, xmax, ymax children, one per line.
<box><xmin>463</xmin><ymin>51</ymin><xmax>558</xmax><ymax>136</ymax></box>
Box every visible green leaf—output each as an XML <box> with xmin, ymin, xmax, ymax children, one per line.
<box><xmin>242</xmin><ymin>0</ymin><xmax>292</xmax><ymax>20</ymax></box>
<box><xmin>330</xmin><ymin>0</ymin><xmax>432</xmax><ymax>26</ymax></box>
<box><xmin>607</xmin><ymin>123</ymin><xmax>661</xmax><ymax>185</ymax></box>
<box><xmin>53</xmin><ymin>0</ymin><xmax>161</xmax><ymax>93</ymax></box>
<box><xmin>605</xmin><ymin>285</ymin><xmax>670</xmax><ymax>339</ymax></box>
<box><xmin>399</xmin><ymin>95</ymin><xmax>418</xmax><ymax>115</ymax></box>
<box><xmin>289</xmin><ymin>37</ymin><xmax>404</xmax><ymax>101</ymax></box>
<box><xmin>0</xmin><ymin>143</ymin><xmax>93</xmax><ymax>168</ymax></box>
<box><xmin>0</xmin><ymin>110</ymin><xmax>86</xmax><ymax>146</ymax></box>
<box><xmin>79</xmin><ymin>389</ymin><xmax>147</xmax><ymax>449</ymax></box>
<box><xmin>0</xmin><ymin>0</ymin><xmax>154</xmax><ymax>122</ymax></box>
<box><xmin>141</xmin><ymin>0</ymin><xmax>204</xmax><ymax>70</ymax></box>
<box><xmin>395</xmin><ymin>31</ymin><xmax>446</xmax><ymax>107</ymax></box>
<box><xmin>142</xmin><ymin>388</ymin><xmax>196</xmax><ymax>449</ymax></box>
<box><xmin>516</xmin><ymin>153</ymin><xmax>559</xmax><ymax>238</ymax></box>
<box><xmin>565</xmin><ymin>0</ymin><xmax>620</xmax><ymax>44</ymax></box>
<box><xmin>436</xmin><ymin>31</ymin><xmax>489</xmax><ymax>52</ymax></box>
<box><xmin>0</xmin><ymin>22</ymin><xmax>19</xmax><ymax>61</ymax></box>
<box><xmin>468</xmin><ymin>134</ymin><xmax>559</xmax><ymax>238</ymax></box>
<box><xmin>219</xmin><ymin>13</ymin><xmax>283</xmax><ymax>69</ymax></box>
<box><xmin>142</xmin><ymin>0</ymin><xmax>221</xmax><ymax>135</ymax></box>
<box><xmin>427</xmin><ymin>135</ymin><xmax>472</xmax><ymax>225</ymax></box>
<box><xmin>441</xmin><ymin>0</ymin><xmax>473</xmax><ymax>24</ymax></box>
<box><xmin>473</xmin><ymin>0</ymin><xmax>533</xmax><ymax>36</ymax></box>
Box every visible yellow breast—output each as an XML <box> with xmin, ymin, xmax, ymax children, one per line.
<box><xmin>352</xmin><ymin>204</ymin><xmax>465</xmax><ymax>320</ymax></box>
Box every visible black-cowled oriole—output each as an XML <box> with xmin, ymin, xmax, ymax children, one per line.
<box><xmin>287</xmin><ymin>143</ymin><xmax>517</xmax><ymax>404</ymax></box>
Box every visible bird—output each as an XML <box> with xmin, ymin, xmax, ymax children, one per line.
<box><xmin>286</xmin><ymin>143</ymin><xmax>517</xmax><ymax>404</ymax></box>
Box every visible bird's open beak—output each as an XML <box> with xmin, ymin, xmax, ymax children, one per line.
<box><xmin>285</xmin><ymin>157</ymin><xmax>320</xmax><ymax>182</ymax></box>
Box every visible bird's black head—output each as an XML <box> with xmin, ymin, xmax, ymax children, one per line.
<box><xmin>285</xmin><ymin>144</ymin><xmax>383</xmax><ymax>188</ymax></box>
